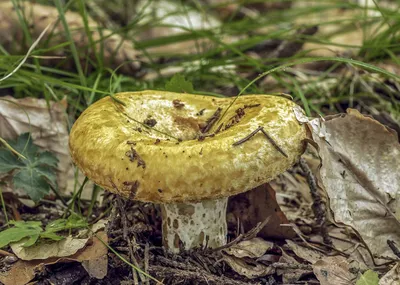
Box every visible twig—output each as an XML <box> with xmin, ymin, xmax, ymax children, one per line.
<box><xmin>213</xmin><ymin>216</ymin><xmax>271</xmax><ymax>251</ymax></box>
<box><xmin>232</xmin><ymin>126</ymin><xmax>262</xmax><ymax>146</ymax></box>
<box><xmin>144</xmin><ymin>243</ymin><xmax>150</xmax><ymax>285</ymax></box>
<box><xmin>270</xmin><ymin>262</ymin><xmax>312</xmax><ymax>271</ymax></box>
<box><xmin>148</xmin><ymin>265</ymin><xmax>254</xmax><ymax>285</ymax></box>
<box><xmin>299</xmin><ymin>158</ymin><xmax>332</xmax><ymax>246</ymax></box>
<box><xmin>387</xmin><ymin>240</ymin><xmax>400</xmax><ymax>259</ymax></box>
<box><xmin>232</xmin><ymin>126</ymin><xmax>288</xmax><ymax>157</ymax></box>
<box><xmin>259</xmin><ymin>127</ymin><xmax>288</xmax><ymax>158</ymax></box>
<box><xmin>0</xmin><ymin>249</ymin><xmax>15</xmax><ymax>257</ymax></box>
<box><xmin>202</xmin><ymin>107</ymin><xmax>222</xmax><ymax>133</ymax></box>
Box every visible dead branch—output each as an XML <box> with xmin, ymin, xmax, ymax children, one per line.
<box><xmin>299</xmin><ymin>158</ymin><xmax>332</xmax><ymax>246</ymax></box>
<box><xmin>148</xmin><ymin>265</ymin><xmax>256</xmax><ymax>285</ymax></box>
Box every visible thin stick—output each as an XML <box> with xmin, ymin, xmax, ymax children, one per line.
<box><xmin>0</xmin><ymin>249</ymin><xmax>15</xmax><ymax>257</ymax></box>
<box><xmin>201</xmin><ymin>107</ymin><xmax>222</xmax><ymax>133</ymax></box>
<box><xmin>213</xmin><ymin>216</ymin><xmax>271</xmax><ymax>251</ymax></box>
<box><xmin>259</xmin><ymin>128</ymin><xmax>288</xmax><ymax>158</ymax></box>
<box><xmin>299</xmin><ymin>158</ymin><xmax>332</xmax><ymax>246</ymax></box>
<box><xmin>0</xmin><ymin>186</ymin><xmax>9</xmax><ymax>226</ymax></box>
<box><xmin>387</xmin><ymin>240</ymin><xmax>400</xmax><ymax>259</ymax></box>
<box><xmin>232</xmin><ymin>126</ymin><xmax>263</xmax><ymax>146</ymax></box>
<box><xmin>232</xmin><ymin>126</ymin><xmax>288</xmax><ymax>158</ymax></box>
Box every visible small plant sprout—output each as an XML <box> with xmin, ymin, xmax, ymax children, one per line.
<box><xmin>69</xmin><ymin>90</ymin><xmax>307</xmax><ymax>253</ymax></box>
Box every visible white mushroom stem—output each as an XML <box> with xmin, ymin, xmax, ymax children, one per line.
<box><xmin>160</xmin><ymin>197</ymin><xmax>228</xmax><ymax>253</ymax></box>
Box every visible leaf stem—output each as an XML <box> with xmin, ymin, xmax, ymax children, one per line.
<box><xmin>0</xmin><ymin>186</ymin><xmax>9</xmax><ymax>227</ymax></box>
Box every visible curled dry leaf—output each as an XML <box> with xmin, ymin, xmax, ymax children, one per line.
<box><xmin>10</xmin><ymin>236</ymin><xmax>89</xmax><ymax>260</ymax></box>
<box><xmin>222</xmin><ymin>254</ymin><xmax>274</xmax><ymax>279</ymax></box>
<box><xmin>0</xmin><ymin>232</ymin><xmax>108</xmax><ymax>285</ymax></box>
<box><xmin>313</xmin><ymin>256</ymin><xmax>359</xmax><ymax>285</ymax></box>
<box><xmin>277</xmin><ymin>249</ymin><xmax>312</xmax><ymax>283</ymax></box>
<box><xmin>285</xmin><ymin>240</ymin><xmax>324</xmax><ymax>264</ymax></box>
<box><xmin>311</xmin><ymin>109</ymin><xmax>400</xmax><ymax>262</ymax></box>
<box><xmin>223</xmin><ymin>238</ymin><xmax>273</xmax><ymax>259</ymax></box>
<box><xmin>228</xmin><ymin>183</ymin><xmax>295</xmax><ymax>239</ymax></box>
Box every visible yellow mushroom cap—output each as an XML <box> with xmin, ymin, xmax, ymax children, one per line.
<box><xmin>69</xmin><ymin>90</ymin><xmax>307</xmax><ymax>203</ymax></box>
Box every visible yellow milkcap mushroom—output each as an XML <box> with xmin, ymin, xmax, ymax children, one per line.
<box><xmin>69</xmin><ymin>90</ymin><xmax>307</xmax><ymax>253</ymax></box>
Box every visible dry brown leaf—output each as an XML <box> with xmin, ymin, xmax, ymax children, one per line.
<box><xmin>277</xmin><ymin>249</ymin><xmax>312</xmax><ymax>283</ymax></box>
<box><xmin>223</xmin><ymin>238</ymin><xmax>273</xmax><ymax>259</ymax></box>
<box><xmin>0</xmin><ymin>232</ymin><xmax>108</xmax><ymax>284</ymax></box>
<box><xmin>70</xmin><ymin>231</ymin><xmax>108</xmax><ymax>279</ymax></box>
<box><xmin>285</xmin><ymin>240</ymin><xmax>324</xmax><ymax>264</ymax></box>
<box><xmin>0</xmin><ymin>259</ymin><xmax>39</xmax><ymax>285</ymax></box>
<box><xmin>379</xmin><ymin>263</ymin><xmax>400</xmax><ymax>285</ymax></box>
<box><xmin>228</xmin><ymin>183</ymin><xmax>295</xmax><ymax>239</ymax></box>
<box><xmin>313</xmin><ymin>256</ymin><xmax>358</xmax><ymax>285</ymax></box>
<box><xmin>311</xmin><ymin>109</ymin><xmax>400</xmax><ymax>262</ymax></box>
<box><xmin>222</xmin><ymin>254</ymin><xmax>274</xmax><ymax>279</ymax></box>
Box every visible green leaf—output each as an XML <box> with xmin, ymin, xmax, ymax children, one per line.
<box><xmin>40</xmin><ymin>232</ymin><xmax>64</xmax><ymax>241</ymax></box>
<box><xmin>0</xmin><ymin>221</ymin><xmax>43</xmax><ymax>248</ymax></box>
<box><xmin>10</xmin><ymin>221</ymin><xmax>42</xmax><ymax>229</ymax></box>
<box><xmin>44</xmin><ymin>214</ymin><xmax>87</xmax><ymax>234</ymax></box>
<box><xmin>8</xmin><ymin>133</ymin><xmax>38</xmax><ymax>160</ymax></box>
<box><xmin>45</xmin><ymin>219</ymin><xmax>68</xmax><ymax>233</ymax></box>
<box><xmin>0</xmin><ymin>149</ymin><xmax>24</xmax><ymax>173</ymax></box>
<box><xmin>37</xmin><ymin>151</ymin><xmax>59</xmax><ymax>168</ymax></box>
<box><xmin>0</xmin><ymin>133</ymin><xmax>59</xmax><ymax>202</ymax></box>
<box><xmin>356</xmin><ymin>270</ymin><xmax>379</xmax><ymax>285</ymax></box>
<box><xmin>165</xmin><ymin>74</ymin><xmax>194</xmax><ymax>93</ymax></box>
<box><xmin>66</xmin><ymin>213</ymin><xmax>88</xmax><ymax>229</ymax></box>
<box><xmin>13</xmin><ymin>170</ymin><xmax>51</xmax><ymax>203</ymax></box>
<box><xmin>22</xmin><ymin>234</ymin><xmax>40</xmax><ymax>247</ymax></box>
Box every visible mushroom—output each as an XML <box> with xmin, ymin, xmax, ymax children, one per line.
<box><xmin>69</xmin><ymin>90</ymin><xmax>307</xmax><ymax>253</ymax></box>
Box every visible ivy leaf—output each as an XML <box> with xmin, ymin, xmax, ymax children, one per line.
<box><xmin>165</xmin><ymin>74</ymin><xmax>194</xmax><ymax>93</ymax></box>
<box><xmin>0</xmin><ymin>133</ymin><xmax>59</xmax><ymax>202</ymax></box>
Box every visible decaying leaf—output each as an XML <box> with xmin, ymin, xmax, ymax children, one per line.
<box><xmin>0</xmin><ymin>259</ymin><xmax>41</xmax><ymax>285</ymax></box>
<box><xmin>356</xmin><ymin>270</ymin><xmax>379</xmax><ymax>285</ymax></box>
<box><xmin>10</xmin><ymin>236</ymin><xmax>89</xmax><ymax>260</ymax></box>
<box><xmin>222</xmin><ymin>254</ymin><xmax>274</xmax><ymax>279</ymax></box>
<box><xmin>313</xmin><ymin>256</ymin><xmax>358</xmax><ymax>285</ymax></box>
<box><xmin>223</xmin><ymin>238</ymin><xmax>273</xmax><ymax>259</ymax></box>
<box><xmin>72</xmin><ymin>231</ymin><xmax>108</xmax><ymax>279</ymax></box>
<box><xmin>311</xmin><ymin>109</ymin><xmax>400</xmax><ymax>262</ymax></box>
<box><xmin>0</xmin><ymin>232</ymin><xmax>108</xmax><ymax>284</ymax></box>
<box><xmin>285</xmin><ymin>240</ymin><xmax>323</xmax><ymax>264</ymax></box>
<box><xmin>379</xmin><ymin>263</ymin><xmax>400</xmax><ymax>285</ymax></box>
<box><xmin>277</xmin><ymin>249</ymin><xmax>312</xmax><ymax>283</ymax></box>
<box><xmin>228</xmin><ymin>183</ymin><xmax>295</xmax><ymax>239</ymax></box>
